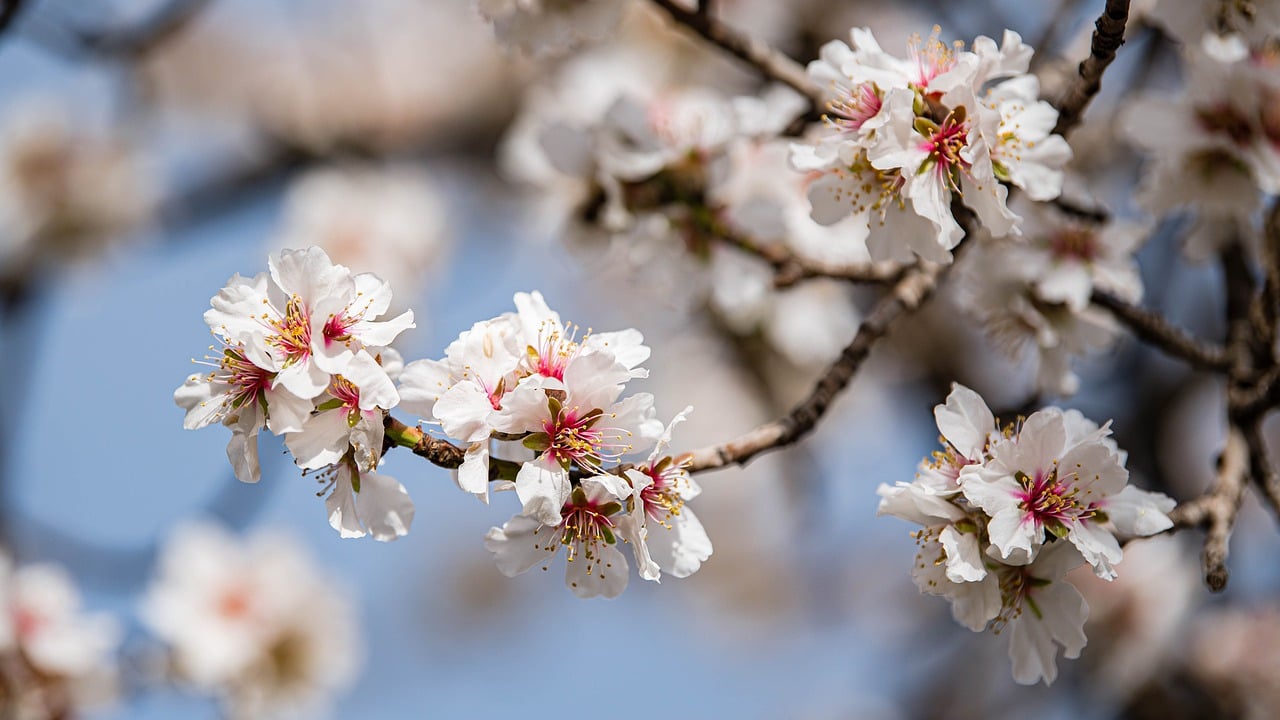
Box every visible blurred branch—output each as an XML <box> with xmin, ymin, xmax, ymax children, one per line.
<box><xmin>0</xmin><ymin>0</ymin><xmax>25</xmax><ymax>40</ymax></box>
<box><xmin>715</xmin><ymin>229</ymin><xmax>907</xmax><ymax>288</ymax></box>
<box><xmin>685</xmin><ymin>207</ymin><xmax>974</xmax><ymax>473</ymax></box>
<box><xmin>1168</xmin><ymin>427</ymin><xmax>1248</xmax><ymax>592</ymax></box>
<box><xmin>1243</xmin><ymin>420</ymin><xmax>1280</xmax><ymax>523</ymax></box>
<box><xmin>1052</xmin><ymin>0</ymin><xmax>1131</xmax><ymax>135</ymax></box>
<box><xmin>1090</xmin><ymin>290</ymin><xmax>1231</xmax><ymax>372</ymax></box>
<box><xmin>26</xmin><ymin>0</ymin><xmax>213</xmax><ymax>60</ymax></box>
<box><xmin>645</xmin><ymin>0</ymin><xmax>822</xmax><ymax>107</ymax></box>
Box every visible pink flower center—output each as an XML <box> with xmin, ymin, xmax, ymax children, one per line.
<box><xmin>12</xmin><ymin>606</ymin><xmax>43</xmax><ymax>639</ymax></box>
<box><xmin>828</xmin><ymin>83</ymin><xmax>882</xmax><ymax>134</ymax></box>
<box><xmin>640</xmin><ymin>466</ymin><xmax>687</xmax><ymax>525</ymax></box>
<box><xmin>908</xmin><ymin>28</ymin><xmax>959</xmax><ymax>92</ymax></box>
<box><xmin>920</xmin><ymin>114</ymin><xmax>970</xmax><ymax>184</ymax></box>
<box><xmin>222</xmin><ymin>346</ymin><xmax>274</xmax><ymax>410</ymax></box>
<box><xmin>1195</xmin><ymin>102</ymin><xmax>1255</xmax><ymax>146</ymax></box>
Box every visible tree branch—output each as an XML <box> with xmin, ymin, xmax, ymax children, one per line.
<box><xmin>1052</xmin><ymin>0</ymin><xmax>1132</xmax><ymax>135</ymax></box>
<box><xmin>1171</xmin><ymin>426</ymin><xmax>1249</xmax><ymax>591</ymax></box>
<box><xmin>685</xmin><ymin>211</ymin><xmax>973</xmax><ymax>473</ymax></box>
<box><xmin>715</xmin><ymin>229</ymin><xmax>907</xmax><ymax>288</ymax></box>
<box><xmin>645</xmin><ymin>0</ymin><xmax>821</xmax><ymax>107</ymax></box>
<box><xmin>1090</xmin><ymin>289</ymin><xmax>1231</xmax><ymax>372</ymax></box>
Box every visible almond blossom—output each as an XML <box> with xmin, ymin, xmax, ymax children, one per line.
<box><xmin>484</xmin><ymin>477</ymin><xmax>634</xmax><ymax>599</ymax></box>
<box><xmin>141</xmin><ymin>523</ymin><xmax>360</xmax><ymax>718</ymax></box>
<box><xmin>792</xmin><ymin>26</ymin><xmax>1071</xmax><ymax>261</ymax></box>
<box><xmin>881</xmin><ymin>384</ymin><xmax>1175</xmax><ymax>684</ymax></box>
<box><xmin>619</xmin><ymin>407</ymin><xmax>713</xmax><ymax>581</ymax></box>
<box><xmin>0</xmin><ymin>558</ymin><xmax>120</xmax><ymax>718</ymax></box>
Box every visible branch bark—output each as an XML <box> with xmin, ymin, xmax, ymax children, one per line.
<box><xmin>1090</xmin><ymin>290</ymin><xmax>1231</xmax><ymax>372</ymax></box>
<box><xmin>1052</xmin><ymin>0</ymin><xmax>1132</xmax><ymax>135</ymax></box>
<box><xmin>716</xmin><ymin>229</ymin><xmax>907</xmax><ymax>288</ymax></box>
<box><xmin>685</xmin><ymin>214</ymin><xmax>972</xmax><ymax>473</ymax></box>
<box><xmin>645</xmin><ymin>0</ymin><xmax>821</xmax><ymax>107</ymax></box>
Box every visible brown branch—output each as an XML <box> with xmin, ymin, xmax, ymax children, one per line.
<box><xmin>1174</xmin><ymin>427</ymin><xmax>1250</xmax><ymax>591</ymax></box>
<box><xmin>1090</xmin><ymin>290</ymin><xmax>1231</xmax><ymax>372</ymax></box>
<box><xmin>1255</xmin><ymin>200</ymin><xmax>1280</xmax><ymax>352</ymax></box>
<box><xmin>645</xmin><ymin>0</ymin><xmax>821</xmax><ymax>107</ymax></box>
<box><xmin>685</xmin><ymin>213</ymin><xmax>972</xmax><ymax>473</ymax></box>
<box><xmin>1242</xmin><ymin>420</ymin><xmax>1280</xmax><ymax>522</ymax></box>
<box><xmin>383</xmin><ymin>416</ymin><xmax>465</xmax><ymax>469</ymax></box>
<box><xmin>1052</xmin><ymin>0</ymin><xmax>1132</xmax><ymax>135</ymax></box>
<box><xmin>715</xmin><ymin>229</ymin><xmax>907</xmax><ymax>288</ymax></box>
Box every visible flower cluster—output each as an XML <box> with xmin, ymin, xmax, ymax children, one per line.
<box><xmin>142</xmin><ymin>523</ymin><xmax>360</xmax><ymax>719</ymax></box>
<box><xmin>957</xmin><ymin>198</ymin><xmax>1148</xmax><ymax>396</ymax></box>
<box><xmin>0</xmin><ymin>557</ymin><xmax>120</xmax><ymax>718</ymax></box>
<box><xmin>878</xmin><ymin>384</ymin><xmax>1175</xmax><ymax>684</ymax></box>
<box><xmin>175</xmin><ymin>247</ymin><xmax>416</xmax><ymax>541</ymax></box>
<box><xmin>1122</xmin><ymin>23</ymin><xmax>1280</xmax><ymax>258</ymax></box>
<box><xmin>397</xmin><ymin>292</ymin><xmax>711</xmax><ymax>597</ymax></box>
<box><xmin>792</xmin><ymin>27</ymin><xmax>1072</xmax><ymax>262</ymax></box>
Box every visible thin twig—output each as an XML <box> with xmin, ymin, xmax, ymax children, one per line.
<box><xmin>1052</xmin><ymin>0</ymin><xmax>1132</xmax><ymax>135</ymax></box>
<box><xmin>645</xmin><ymin>0</ymin><xmax>821</xmax><ymax>107</ymax></box>
<box><xmin>716</xmin><ymin>229</ymin><xmax>907</xmax><ymax>288</ymax></box>
<box><xmin>685</xmin><ymin>211</ymin><xmax>974</xmax><ymax>473</ymax></box>
<box><xmin>1242</xmin><ymin>420</ymin><xmax>1280</xmax><ymax>523</ymax></box>
<box><xmin>1090</xmin><ymin>290</ymin><xmax>1231</xmax><ymax>372</ymax></box>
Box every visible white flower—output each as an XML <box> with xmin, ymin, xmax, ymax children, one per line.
<box><xmin>960</xmin><ymin>239</ymin><xmax>1120</xmax><ymax>397</ymax></box>
<box><xmin>0</xmin><ymin>101</ymin><xmax>151</xmax><ymax>269</ymax></box>
<box><xmin>961</xmin><ymin>406</ymin><xmax>1173</xmax><ymax>579</ymax></box>
<box><xmin>619</xmin><ymin>407</ymin><xmax>712</xmax><ymax>581</ymax></box>
<box><xmin>174</xmin><ymin>336</ymin><xmax>312</xmax><ymax>484</ymax></box>
<box><xmin>285</xmin><ymin>350</ymin><xmax>399</xmax><ymax>473</ymax></box>
<box><xmin>493</xmin><ymin>350</ymin><xmax>661</xmax><ymax>525</ymax></box>
<box><xmin>277</xmin><ymin>165</ymin><xmax>449</xmax><ymax>308</ymax></box>
<box><xmin>916</xmin><ymin>382</ymin><xmax>997</xmax><ymax>495</ymax></box>
<box><xmin>793</xmin><ymin>26</ymin><xmax>1071</xmax><ymax>261</ymax></box>
<box><xmin>1005</xmin><ymin>198</ymin><xmax>1149</xmax><ymax>312</ymax></box>
<box><xmin>0</xmin><ymin>558</ymin><xmax>120</xmax><ymax>716</ymax></box>
<box><xmin>141</xmin><ymin>523</ymin><xmax>360</xmax><ymax>718</ymax></box>
<box><xmin>204</xmin><ymin>247</ymin><xmax>414</xmax><ymax>400</ymax></box>
<box><xmin>996</xmin><ymin>542</ymin><xmax>1090</xmax><ymax>686</ymax></box>
<box><xmin>484</xmin><ymin>477</ymin><xmax>632</xmax><ymax>598</ymax></box>
<box><xmin>322</xmin><ymin>461</ymin><xmax>415</xmax><ymax>542</ymax></box>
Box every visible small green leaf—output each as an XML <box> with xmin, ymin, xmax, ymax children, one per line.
<box><xmin>571</xmin><ymin>486</ymin><xmax>589</xmax><ymax>507</ymax></box>
<box><xmin>351</xmin><ymin>472</ymin><xmax>362</xmax><ymax>494</ymax></box>
<box><xmin>599</xmin><ymin>502</ymin><xmax>623</xmax><ymax>517</ymax></box>
<box><xmin>1025</xmin><ymin>594</ymin><xmax>1044</xmax><ymax>620</ymax></box>
<box><xmin>523</xmin><ymin>432</ymin><xmax>552</xmax><ymax>452</ymax></box>
<box><xmin>601</xmin><ymin>525</ymin><xmax>617</xmax><ymax>545</ymax></box>
<box><xmin>317</xmin><ymin>398</ymin><xmax>345</xmax><ymax>412</ymax></box>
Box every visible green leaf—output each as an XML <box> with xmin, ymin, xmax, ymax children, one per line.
<box><xmin>316</xmin><ymin>398</ymin><xmax>345</xmax><ymax>412</ymax></box>
<box><xmin>599</xmin><ymin>502</ymin><xmax>623</xmax><ymax>517</ymax></box>
<box><xmin>601</xmin><ymin>525</ymin><xmax>617</xmax><ymax>545</ymax></box>
<box><xmin>571</xmin><ymin>486</ymin><xmax>588</xmax><ymax>507</ymax></box>
<box><xmin>523</xmin><ymin>432</ymin><xmax>552</xmax><ymax>452</ymax></box>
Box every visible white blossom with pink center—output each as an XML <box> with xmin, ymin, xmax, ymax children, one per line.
<box><xmin>484</xmin><ymin>477</ymin><xmax>634</xmax><ymax>599</ymax></box>
<box><xmin>618</xmin><ymin>407</ymin><xmax>712</xmax><ymax>582</ymax></box>
<box><xmin>961</xmin><ymin>407</ymin><xmax>1173</xmax><ymax>580</ymax></box>
<box><xmin>793</xmin><ymin>26</ymin><xmax>1070</xmax><ymax>260</ymax></box>
<box><xmin>286</xmin><ymin>350</ymin><xmax>399</xmax><ymax>473</ymax></box>
<box><xmin>493</xmin><ymin>348</ymin><xmax>661</xmax><ymax>526</ymax></box>
<box><xmin>0</xmin><ymin>558</ymin><xmax>120</xmax><ymax>715</ymax></box>
<box><xmin>203</xmin><ymin>247</ymin><xmax>413</xmax><ymax>400</ymax></box>
<box><xmin>141</xmin><ymin>523</ymin><xmax>360</xmax><ymax>717</ymax></box>
<box><xmin>915</xmin><ymin>383</ymin><xmax>998</xmax><ymax>495</ymax></box>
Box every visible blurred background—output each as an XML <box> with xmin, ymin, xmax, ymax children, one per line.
<box><xmin>0</xmin><ymin>0</ymin><xmax>1278</xmax><ymax>718</ymax></box>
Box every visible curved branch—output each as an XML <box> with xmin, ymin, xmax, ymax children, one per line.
<box><xmin>715</xmin><ymin>229</ymin><xmax>907</xmax><ymax>288</ymax></box>
<box><xmin>685</xmin><ymin>219</ymin><xmax>972</xmax><ymax>474</ymax></box>
<box><xmin>645</xmin><ymin>0</ymin><xmax>821</xmax><ymax>107</ymax></box>
<box><xmin>1090</xmin><ymin>290</ymin><xmax>1231</xmax><ymax>372</ymax></box>
<box><xmin>1168</xmin><ymin>427</ymin><xmax>1249</xmax><ymax>591</ymax></box>
<box><xmin>1052</xmin><ymin>0</ymin><xmax>1132</xmax><ymax>135</ymax></box>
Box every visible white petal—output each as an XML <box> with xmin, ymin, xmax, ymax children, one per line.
<box><xmin>355</xmin><ymin>472</ymin><xmax>415</xmax><ymax>542</ymax></box>
<box><xmin>514</xmin><ymin>455</ymin><xmax>570</xmax><ymax>526</ymax></box>
<box><xmin>484</xmin><ymin>515</ymin><xmax>555</xmax><ymax>577</ymax></box>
